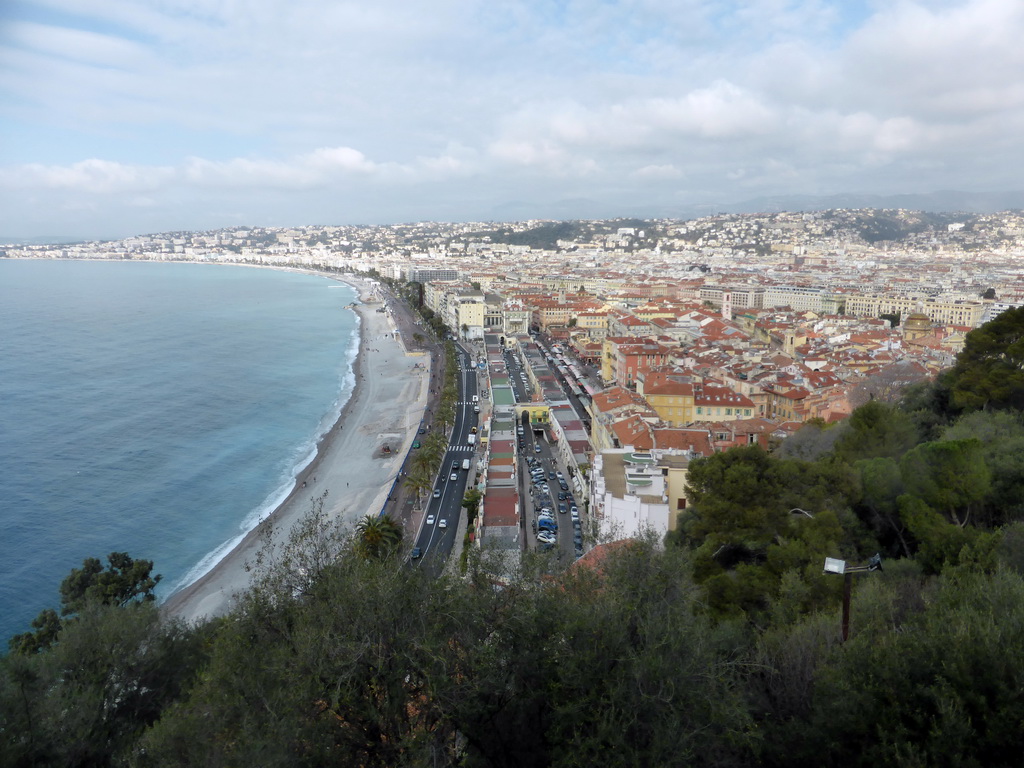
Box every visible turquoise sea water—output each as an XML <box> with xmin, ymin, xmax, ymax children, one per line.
<box><xmin>0</xmin><ymin>260</ymin><xmax>359</xmax><ymax>645</ymax></box>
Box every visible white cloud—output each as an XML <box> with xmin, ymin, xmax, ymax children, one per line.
<box><xmin>3</xmin><ymin>0</ymin><xmax>1024</xmax><ymax>239</ymax></box>
<box><xmin>632</xmin><ymin>164</ymin><xmax>684</xmax><ymax>180</ymax></box>
<box><xmin>0</xmin><ymin>159</ymin><xmax>174</xmax><ymax>193</ymax></box>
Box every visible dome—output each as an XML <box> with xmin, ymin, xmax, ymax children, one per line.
<box><xmin>904</xmin><ymin>312</ymin><xmax>931</xmax><ymax>330</ymax></box>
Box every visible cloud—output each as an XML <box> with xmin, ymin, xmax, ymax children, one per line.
<box><xmin>632</xmin><ymin>164</ymin><xmax>684</xmax><ymax>180</ymax></box>
<box><xmin>0</xmin><ymin>159</ymin><xmax>175</xmax><ymax>193</ymax></box>
<box><xmin>3</xmin><ymin>0</ymin><xmax>1024</xmax><ymax>240</ymax></box>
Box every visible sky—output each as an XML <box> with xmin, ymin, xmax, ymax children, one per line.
<box><xmin>1</xmin><ymin>0</ymin><xmax>1023</xmax><ymax>241</ymax></box>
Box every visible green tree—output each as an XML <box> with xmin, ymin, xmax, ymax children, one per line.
<box><xmin>806</xmin><ymin>567</ymin><xmax>1024</xmax><ymax>767</ymax></box>
<box><xmin>831</xmin><ymin>400</ymin><xmax>919</xmax><ymax>463</ymax></box>
<box><xmin>942</xmin><ymin>410</ymin><xmax>1024</xmax><ymax>526</ymax></box>
<box><xmin>353</xmin><ymin>514</ymin><xmax>403</xmax><ymax>560</ymax></box>
<box><xmin>9</xmin><ymin>552</ymin><xmax>161</xmax><ymax>654</ymax></box>
<box><xmin>461</xmin><ymin>488</ymin><xmax>483</xmax><ymax>522</ymax></box>
<box><xmin>900</xmin><ymin>439</ymin><xmax>992</xmax><ymax>527</ymax></box>
<box><xmin>0</xmin><ymin>601</ymin><xmax>203</xmax><ymax>766</ymax></box>
<box><xmin>854</xmin><ymin>456</ymin><xmax>912</xmax><ymax>556</ymax></box>
<box><xmin>60</xmin><ymin>551</ymin><xmax>161</xmax><ymax>615</ymax></box>
<box><xmin>545</xmin><ymin>539</ymin><xmax>756</xmax><ymax>766</ymax></box>
<box><xmin>947</xmin><ymin>305</ymin><xmax>1024</xmax><ymax>412</ymax></box>
<box><xmin>679</xmin><ymin>446</ymin><xmax>855</xmax><ymax>621</ymax></box>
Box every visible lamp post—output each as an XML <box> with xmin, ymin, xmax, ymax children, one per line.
<box><xmin>823</xmin><ymin>554</ymin><xmax>882</xmax><ymax>641</ymax></box>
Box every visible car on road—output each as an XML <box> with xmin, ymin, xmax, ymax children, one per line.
<box><xmin>450</xmin><ymin>472</ymin><xmax>458</xmax><ymax>481</ymax></box>
<box><xmin>558</xmin><ymin>503</ymin><xmax>567</xmax><ymax>514</ymax></box>
<box><xmin>535</xmin><ymin>444</ymin><xmax>541</xmax><ymax>452</ymax></box>
<box><xmin>412</xmin><ymin>440</ymin><xmax>421</xmax><ymax>449</ymax></box>
<box><xmin>426</xmin><ymin>515</ymin><xmax>435</xmax><ymax>526</ymax></box>
<box><xmin>433</xmin><ymin>488</ymin><xmax>441</xmax><ymax>498</ymax></box>
<box><xmin>411</xmin><ymin>547</ymin><xmax>422</xmax><ymax>559</ymax></box>
<box><xmin>438</xmin><ymin>519</ymin><xmax>447</xmax><ymax>529</ymax></box>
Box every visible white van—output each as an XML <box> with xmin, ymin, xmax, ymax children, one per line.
<box><xmin>462</xmin><ymin>458</ymin><xmax>470</xmax><ymax>470</ymax></box>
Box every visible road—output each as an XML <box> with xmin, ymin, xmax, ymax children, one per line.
<box><xmin>410</xmin><ymin>343</ymin><xmax>478</xmax><ymax>575</ymax></box>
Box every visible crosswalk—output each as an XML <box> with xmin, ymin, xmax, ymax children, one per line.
<box><xmin>449</xmin><ymin>444</ymin><xmax>475</xmax><ymax>453</ymax></box>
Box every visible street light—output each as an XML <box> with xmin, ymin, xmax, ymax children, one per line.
<box><xmin>823</xmin><ymin>553</ymin><xmax>882</xmax><ymax>641</ymax></box>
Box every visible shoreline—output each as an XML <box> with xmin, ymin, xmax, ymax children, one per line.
<box><xmin>162</xmin><ymin>275</ymin><xmax>430</xmax><ymax>625</ymax></box>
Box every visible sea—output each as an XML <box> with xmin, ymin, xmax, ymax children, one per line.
<box><xmin>0</xmin><ymin>259</ymin><xmax>360</xmax><ymax>646</ymax></box>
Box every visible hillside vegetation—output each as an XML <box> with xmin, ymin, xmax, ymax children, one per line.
<box><xmin>3</xmin><ymin>307</ymin><xmax>1024</xmax><ymax>768</ymax></box>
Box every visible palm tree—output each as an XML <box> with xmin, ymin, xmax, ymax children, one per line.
<box><xmin>404</xmin><ymin>466</ymin><xmax>433</xmax><ymax>511</ymax></box>
<box><xmin>421</xmin><ymin>436</ymin><xmax>446</xmax><ymax>473</ymax></box>
<box><xmin>353</xmin><ymin>514</ymin><xmax>403</xmax><ymax>560</ymax></box>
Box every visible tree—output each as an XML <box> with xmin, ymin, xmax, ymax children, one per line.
<box><xmin>9</xmin><ymin>552</ymin><xmax>161</xmax><ymax>654</ymax></box>
<box><xmin>899</xmin><ymin>439</ymin><xmax>991</xmax><ymax>528</ymax></box>
<box><xmin>854</xmin><ymin>457</ymin><xmax>912</xmax><ymax>557</ymax></box>
<box><xmin>1</xmin><ymin>589</ymin><xmax>203</xmax><ymax>766</ymax></box>
<box><xmin>461</xmin><ymin>488</ymin><xmax>483</xmax><ymax>523</ymax></box>
<box><xmin>678</xmin><ymin>446</ymin><xmax>855</xmax><ymax>621</ymax></box>
<box><xmin>947</xmin><ymin>305</ymin><xmax>1024</xmax><ymax>412</ymax></box>
<box><xmin>831</xmin><ymin>400</ymin><xmax>919</xmax><ymax>463</ymax></box>
<box><xmin>806</xmin><ymin>567</ymin><xmax>1024</xmax><ymax>767</ymax></box>
<box><xmin>353</xmin><ymin>514</ymin><xmax>403</xmax><ymax>560</ymax></box>
<box><xmin>942</xmin><ymin>410</ymin><xmax>1024</xmax><ymax>526</ymax></box>
<box><xmin>404</xmin><ymin>465</ymin><xmax>433</xmax><ymax>510</ymax></box>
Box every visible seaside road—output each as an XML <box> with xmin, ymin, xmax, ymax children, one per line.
<box><xmin>163</xmin><ymin>277</ymin><xmax>431</xmax><ymax>625</ymax></box>
<box><xmin>411</xmin><ymin>345</ymin><xmax>477</xmax><ymax>577</ymax></box>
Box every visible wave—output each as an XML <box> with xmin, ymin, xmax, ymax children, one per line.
<box><xmin>168</xmin><ymin>289</ymin><xmax>362</xmax><ymax>595</ymax></box>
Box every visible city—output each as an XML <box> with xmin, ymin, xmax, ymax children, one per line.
<box><xmin>6</xmin><ymin>208</ymin><xmax>1023</xmax><ymax>568</ymax></box>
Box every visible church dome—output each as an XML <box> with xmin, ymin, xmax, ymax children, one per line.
<box><xmin>903</xmin><ymin>312</ymin><xmax>931</xmax><ymax>330</ymax></box>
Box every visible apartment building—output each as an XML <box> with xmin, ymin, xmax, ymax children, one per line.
<box><xmin>844</xmin><ymin>294</ymin><xmax>986</xmax><ymax>327</ymax></box>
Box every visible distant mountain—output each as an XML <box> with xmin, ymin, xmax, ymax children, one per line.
<box><xmin>723</xmin><ymin>190</ymin><xmax>1024</xmax><ymax>216</ymax></box>
<box><xmin>488</xmin><ymin>190</ymin><xmax>1024</xmax><ymax>226</ymax></box>
<box><xmin>0</xmin><ymin>235</ymin><xmax>91</xmax><ymax>246</ymax></box>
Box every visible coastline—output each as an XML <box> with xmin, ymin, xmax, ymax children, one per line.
<box><xmin>162</xmin><ymin>275</ymin><xmax>431</xmax><ymax>625</ymax></box>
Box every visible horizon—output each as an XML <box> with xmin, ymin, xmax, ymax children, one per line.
<box><xmin>2</xmin><ymin>1</ymin><xmax>1023</xmax><ymax>241</ymax></box>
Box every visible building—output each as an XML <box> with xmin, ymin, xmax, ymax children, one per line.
<box><xmin>844</xmin><ymin>294</ymin><xmax>986</xmax><ymax>328</ymax></box>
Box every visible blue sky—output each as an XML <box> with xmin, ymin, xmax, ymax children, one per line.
<box><xmin>1</xmin><ymin>0</ymin><xmax>1022</xmax><ymax>240</ymax></box>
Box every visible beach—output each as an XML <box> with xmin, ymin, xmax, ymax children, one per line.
<box><xmin>162</xmin><ymin>277</ymin><xmax>431</xmax><ymax>624</ymax></box>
